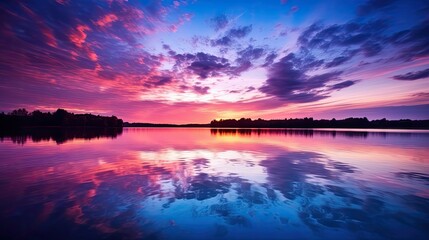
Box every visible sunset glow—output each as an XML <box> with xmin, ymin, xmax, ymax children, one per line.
<box><xmin>0</xmin><ymin>0</ymin><xmax>428</xmax><ymax>122</ymax></box>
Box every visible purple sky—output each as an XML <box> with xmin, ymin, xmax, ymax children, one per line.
<box><xmin>0</xmin><ymin>0</ymin><xmax>428</xmax><ymax>123</ymax></box>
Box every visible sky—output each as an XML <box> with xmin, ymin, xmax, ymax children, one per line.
<box><xmin>0</xmin><ymin>0</ymin><xmax>428</xmax><ymax>123</ymax></box>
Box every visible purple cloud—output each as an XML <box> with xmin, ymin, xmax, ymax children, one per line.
<box><xmin>144</xmin><ymin>76</ymin><xmax>174</xmax><ymax>88</ymax></box>
<box><xmin>227</xmin><ymin>25</ymin><xmax>253</xmax><ymax>39</ymax></box>
<box><xmin>299</xmin><ymin>17</ymin><xmax>429</xmax><ymax>65</ymax></box>
<box><xmin>393</xmin><ymin>68</ymin><xmax>429</xmax><ymax>81</ymax></box>
<box><xmin>325</xmin><ymin>50</ymin><xmax>358</xmax><ymax>68</ymax></box>
<box><xmin>186</xmin><ymin>53</ymin><xmax>230</xmax><ymax>79</ymax></box>
<box><xmin>210</xmin><ymin>36</ymin><xmax>232</xmax><ymax>47</ymax></box>
<box><xmin>171</xmin><ymin>45</ymin><xmax>265</xmax><ymax>79</ymax></box>
<box><xmin>229</xmin><ymin>60</ymin><xmax>252</xmax><ymax>76</ymax></box>
<box><xmin>259</xmin><ymin>53</ymin><xmax>346</xmax><ymax>102</ymax></box>
<box><xmin>262</xmin><ymin>53</ymin><xmax>278</xmax><ymax>67</ymax></box>
<box><xmin>210</xmin><ymin>14</ymin><xmax>229</xmax><ymax>31</ymax></box>
<box><xmin>211</xmin><ymin>25</ymin><xmax>253</xmax><ymax>47</ymax></box>
<box><xmin>237</xmin><ymin>46</ymin><xmax>265</xmax><ymax>63</ymax></box>
<box><xmin>360</xmin><ymin>41</ymin><xmax>383</xmax><ymax>57</ymax></box>
<box><xmin>193</xmin><ymin>85</ymin><xmax>210</xmax><ymax>94</ymax></box>
<box><xmin>388</xmin><ymin>20</ymin><xmax>429</xmax><ymax>61</ymax></box>
<box><xmin>298</xmin><ymin>20</ymin><xmax>388</xmax><ymax>52</ymax></box>
<box><xmin>328</xmin><ymin>80</ymin><xmax>359</xmax><ymax>90</ymax></box>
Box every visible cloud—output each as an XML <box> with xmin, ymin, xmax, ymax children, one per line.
<box><xmin>387</xmin><ymin>20</ymin><xmax>429</xmax><ymax>61</ymax></box>
<box><xmin>210</xmin><ymin>36</ymin><xmax>232</xmax><ymax>47</ymax></box>
<box><xmin>392</xmin><ymin>68</ymin><xmax>429</xmax><ymax>81</ymax></box>
<box><xmin>259</xmin><ymin>53</ymin><xmax>347</xmax><ymax>103</ymax></box>
<box><xmin>296</xmin><ymin>19</ymin><xmax>401</xmax><ymax>71</ymax></box>
<box><xmin>246</xmin><ymin>86</ymin><xmax>256</xmax><ymax>92</ymax></box>
<box><xmin>231</xmin><ymin>45</ymin><xmax>266</xmax><ymax>73</ymax></box>
<box><xmin>325</xmin><ymin>57</ymin><xmax>350</xmax><ymax>68</ymax></box>
<box><xmin>186</xmin><ymin>52</ymin><xmax>230</xmax><ymax>79</ymax></box>
<box><xmin>211</xmin><ymin>25</ymin><xmax>253</xmax><ymax>47</ymax></box>
<box><xmin>328</xmin><ymin>80</ymin><xmax>359</xmax><ymax>90</ymax></box>
<box><xmin>298</xmin><ymin>20</ymin><xmax>388</xmax><ymax>51</ymax></box>
<box><xmin>97</xmin><ymin>69</ymin><xmax>118</xmax><ymax>80</ymax></box>
<box><xmin>0</xmin><ymin>0</ymin><xmax>182</xmax><ymax>81</ymax></box>
<box><xmin>193</xmin><ymin>85</ymin><xmax>210</xmax><ymax>94</ymax></box>
<box><xmin>229</xmin><ymin>60</ymin><xmax>252</xmax><ymax>76</ymax></box>
<box><xmin>262</xmin><ymin>53</ymin><xmax>278</xmax><ymax>67</ymax></box>
<box><xmin>173</xmin><ymin>53</ymin><xmax>197</xmax><ymax>66</ymax></box>
<box><xmin>173</xmin><ymin>1</ymin><xmax>181</xmax><ymax>8</ymax></box>
<box><xmin>1</xmin><ymin>0</ymin><xmax>427</xmax><ymax>123</ymax></box>
<box><xmin>146</xmin><ymin>75</ymin><xmax>173</xmax><ymax>87</ymax></box>
<box><xmin>171</xmin><ymin>46</ymin><xmax>262</xmax><ymax>79</ymax></box>
<box><xmin>297</xmin><ymin>23</ymin><xmax>322</xmax><ymax>47</ymax></box>
<box><xmin>325</xmin><ymin>50</ymin><xmax>358</xmax><ymax>68</ymax></box>
<box><xmin>290</xmin><ymin>6</ymin><xmax>299</xmax><ymax>13</ymax></box>
<box><xmin>411</xmin><ymin>92</ymin><xmax>429</xmax><ymax>98</ymax></box>
<box><xmin>360</xmin><ymin>41</ymin><xmax>383</xmax><ymax>57</ymax></box>
<box><xmin>162</xmin><ymin>44</ymin><xmax>177</xmax><ymax>55</ymax></box>
<box><xmin>227</xmin><ymin>25</ymin><xmax>253</xmax><ymax>39</ymax></box>
<box><xmin>95</xmin><ymin>13</ymin><xmax>119</xmax><ymax>27</ymax></box>
<box><xmin>236</xmin><ymin>46</ymin><xmax>265</xmax><ymax>63</ymax></box>
<box><xmin>210</xmin><ymin>14</ymin><xmax>229</xmax><ymax>31</ymax></box>
<box><xmin>357</xmin><ymin>0</ymin><xmax>396</xmax><ymax>16</ymax></box>
<box><xmin>69</xmin><ymin>25</ymin><xmax>91</xmax><ymax>47</ymax></box>
<box><xmin>169</xmin><ymin>13</ymin><xmax>193</xmax><ymax>32</ymax></box>
<box><xmin>234</xmin><ymin>45</ymin><xmax>272</xmax><ymax>75</ymax></box>
<box><xmin>299</xmin><ymin>17</ymin><xmax>429</xmax><ymax>65</ymax></box>
<box><xmin>145</xmin><ymin>0</ymin><xmax>167</xmax><ymax>19</ymax></box>
<box><xmin>0</xmin><ymin>0</ymin><xmax>193</xmax><ymax>115</ymax></box>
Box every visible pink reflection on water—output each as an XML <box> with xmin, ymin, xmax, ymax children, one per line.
<box><xmin>0</xmin><ymin>128</ymin><xmax>428</xmax><ymax>238</ymax></box>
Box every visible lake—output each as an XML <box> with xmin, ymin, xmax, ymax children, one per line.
<box><xmin>0</xmin><ymin>128</ymin><xmax>428</xmax><ymax>239</ymax></box>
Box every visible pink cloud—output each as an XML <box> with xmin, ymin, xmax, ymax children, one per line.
<box><xmin>69</xmin><ymin>25</ymin><xmax>90</xmax><ymax>47</ymax></box>
<box><xmin>18</xmin><ymin>2</ymin><xmax>58</xmax><ymax>47</ymax></box>
<box><xmin>169</xmin><ymin>13</ymin><xmax>193</xmax><ymax>32</ymax></box>
<box><xmin>95</xmin><ymin>13</ymin><xmax>119</xmax><ymax>27</ymax></box>
<box><xmin>42</xmin><ymin>27</ymin><xmax>57</xmax><ymax>47</ymax></box>
<box><xmin>86</xmin><ymin>48</ymin><xmax>98</xmax><ymax>61</ymax></box>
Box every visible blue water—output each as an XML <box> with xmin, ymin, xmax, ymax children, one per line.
<box><xmin>0</xmin><ymin>128</ymin><xmax>428</xmax><ymax>239</ymax></box>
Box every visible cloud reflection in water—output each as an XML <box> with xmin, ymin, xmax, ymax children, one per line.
<box><xmin>0</xmin><ymin>128</ymin><xmax>428</xmax><ymax>239</ymax></box>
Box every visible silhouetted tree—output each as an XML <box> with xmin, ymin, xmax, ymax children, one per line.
<box><xmin>209</xmin><ymin>117</ymin><xmax>429</xmax><ymax>129</ymax></box>
<box><xmin>10</xmin><ymin>108</ymin><xmax>28</xmax><ymax>116</ymax></box>
<box><xmin>0</xmin><ymin>108</ymin><xmax>123</xmax><ymax>128</ymax></box>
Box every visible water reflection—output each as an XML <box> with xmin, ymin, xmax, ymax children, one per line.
<box><xmin>0</xmin><ymin>127</ymin><xmax>123</xmax><ymax>144</ymax></box>
<box><xmin>210</xmin><ymin>128</ymin><xmax>425</xmax><ymax>139</ymax></box>
<box><xmin>0</xmin><ymin>128</ymin><xmax>428</xmax><ymax>239</ymax></box>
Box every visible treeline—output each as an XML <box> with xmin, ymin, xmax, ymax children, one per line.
<box><xmin>210</xmin><ymin>117</ymin><xmax>429</xmax><ymax>129</ymax></box>
<box><xmin>0</xmin><ymin>108</ymin><xmax>123</xmax><ymax>128</ymax></box>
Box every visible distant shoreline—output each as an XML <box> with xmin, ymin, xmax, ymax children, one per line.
<box><xmin>123</xmin><ymin>126</ymin><xmax>429</xmax><ymax>131</ymax></box>
<box><xmin>124</xmin><ymin>117</ymin><xmax>429</xmax><ymax>130</ymax></box>
<box><xmin>2</xmin><ymin>108</ymin><xmax>428</xmax><ymax>130</ymax></box>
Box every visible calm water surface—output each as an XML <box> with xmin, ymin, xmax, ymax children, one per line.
<box><xmin>0</xmin><ymin>128</ymin><xmax>428</xmax><ymax>239</ymax></box>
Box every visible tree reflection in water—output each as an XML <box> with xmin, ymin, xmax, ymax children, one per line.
<box><xmin>0</xmin><ymin>128</ymin><xmax>428</xmax><ymax>239</ymax></box>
